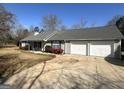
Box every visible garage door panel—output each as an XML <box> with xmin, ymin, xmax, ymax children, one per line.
<box><xmin>70</xmin><ymin>41</ymin><xmax>87</xmax><ymax>55</ymax></box>
<box><xmin>90</xmin><ymin>41</ymin><xmax>113</xmax><ymax>57</ymax></box>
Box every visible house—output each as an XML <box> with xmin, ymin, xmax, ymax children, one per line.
<box><xmin>20</xmin><ymin>25</ymin><xmax>124</xmax><ymax>58</ymax></box>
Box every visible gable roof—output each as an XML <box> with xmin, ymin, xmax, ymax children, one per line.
<box><xmin>21</xmin><ymin>25</ymin><xmax>124</xmax><ymax>42</ymax></box>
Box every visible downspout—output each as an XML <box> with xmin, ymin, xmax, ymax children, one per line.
<box><xmin>120</xmin><ymin>39</ymin><xmax>122</xmax><ymax>59</ymax></box>
<box><xmin>40</xmin><ymin>41</ymin><xmax>42</xmax><ymax>51</ymax></box>
<box><xmin>87</xmin><ymin>41</ymin><xmax>90</xmax><ymax>56</ymax></box>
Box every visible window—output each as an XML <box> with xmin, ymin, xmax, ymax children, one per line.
<box><xmin>52</xmin><ymin>41</ymin><xmax>61</xmax><ymax>48</ymax></box>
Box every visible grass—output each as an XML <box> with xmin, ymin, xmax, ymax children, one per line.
<box><xmin>0</xmin><ymin>46</ymin><xmax>55</xmax><ymax>79</ymax></box>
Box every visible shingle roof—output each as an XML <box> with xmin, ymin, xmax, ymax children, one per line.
<box><xmin>49</xmin><ymin>25</ymin><xmax>124</xmax><ymax>40</ymax></box>
<box><xmin>21</xmin><ymin>31</ymin><xmax>57</xmax><ymax>41</ymax></box>
<box><xmin>21</xmin><ymin>25</ymin><xmax>124</xmax><ymax>41</ymax></box>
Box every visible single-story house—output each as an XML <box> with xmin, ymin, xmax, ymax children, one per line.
<box><xmin>20</xmin><ymin>25</ymin><xmax>124</xmax><ymax>58</ymax></box>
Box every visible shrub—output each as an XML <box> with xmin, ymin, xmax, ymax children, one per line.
<box><xmin>50</xmin><ymin>48</ymin><xmax>63</xmax><ymax>54</ymax></box>
<box><xmin>45</xmin><ymin>45</ymin><xmax>52</xmax><ymax>52</ymax></box>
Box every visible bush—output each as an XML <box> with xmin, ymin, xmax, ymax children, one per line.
<box><xmin>45</xmin><ymin>45</ymin><xmax>52</xmax><ymax>52</ymax></box>
<box><xmin>50</xmin><ymin>48</ymin><xmax>63</xmax><ymax>54</ymax></box>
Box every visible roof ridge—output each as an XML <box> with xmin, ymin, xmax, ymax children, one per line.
<box><xmin>66</xmin><ymin>25</ymin><xmax>116</xmax><ymax>31</ymax></box>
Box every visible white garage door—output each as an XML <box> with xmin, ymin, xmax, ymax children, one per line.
<box><xmin>71</xmin><ymin>41</ymin><xmax>87</xmax><ymax>55</ymax></box>
<box><xmin>90</xmin><ymin>41</ymin><xmax>113</xmax><ymax>57</ymax></box>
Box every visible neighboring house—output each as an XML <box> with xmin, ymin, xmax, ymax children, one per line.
<box><xmin>20</xmin><ymin>25</ymin><xmax>124</xmax><ymax>58</ymax></box>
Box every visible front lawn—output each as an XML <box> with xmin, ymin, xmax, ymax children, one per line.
<box><xmin>0</xmin><ymin>46</ymin><xmax>55</xmax><ymax>81</ymax></box>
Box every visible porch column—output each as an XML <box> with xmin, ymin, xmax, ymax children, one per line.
<box><xmin>41</xmin><ymin>41</ymin><xmax>44</xmax><ymax>51</ymax></box>
<box><xmin>19</xmin><ymin>41</ymin><xmax>21</xmax><ymax>48</ymax></box>
<box><xmin>28</xmin><ymin>41</ymin><xmax>30</xmax><ymax>50</ymax></box>
<box><xmin>41</xmin><ymin>42</ymin><xmax>43</xmax><ymax>51</ymax></box>
<box><xmin>43</xmin><ymin>41</ymin><xmax>46</xmax><ymax>52</ymax></box>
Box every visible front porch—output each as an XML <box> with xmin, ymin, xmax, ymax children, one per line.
<box><xmin>20</xmin><ymin>40</ymin><xmax>65</xmax><ymax>52</ymax></box>
<box><xmin>20</xmin><ymin>41</ymin><xmax>44</xmax><ymax>51</ymax></box>
<box><xmin>29</xmin><ymin>41</ymin><xmax>42</xmax><ymax>51</ymax></box>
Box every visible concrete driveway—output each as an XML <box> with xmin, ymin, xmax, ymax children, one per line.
<box><xmin>4</xmin><ymin>54</ymin><xmax>124</xmax><ymax>89</ymax></box>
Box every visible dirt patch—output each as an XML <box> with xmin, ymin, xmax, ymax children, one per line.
<box><xmin>0</xmin><ymin>54</ymin><xmax>18</xmax><ymax>62</ymax></box>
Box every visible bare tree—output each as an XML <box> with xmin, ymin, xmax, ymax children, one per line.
<box><xmin>71</xmin><ymin>17</ymin><xmax>87</xmax><ymax>29</ymax></box>
<box><xmin>42</xmin><ymin>14</ymin><xmax>61</xmax><ymax>31</ymax></box>
<box><xmin>60</xmin><ymin>25</ymin><xmax>67</xmax><ymax>31</ymax></box>
<box><xmin>29</xmin><ymin>25</ymin><xmax>34</xmax><ymax>32</ymax></box>
<box><xmin>107</xmin><ymin>15</ymin><xmax>122</xmax><ymax>26</ymax></box>
<box><xmin>0</xmin><ymin>4</ymin><xmax>15</xmax><ymax>46</ymax></box>
<box><xmin>72</xmin><ymin>24</ymin><xmax>81</xmax><ymax>29</ymax></box>
<box><xmin>0</xmin><ymin>5</ymin><xmax>15</xmax><ymax>33</ymax></box>
<box><xmin>15</xmin><ymin>24</ymin><xmax>29</xmax><ymax>46</ymax></box>
<box><xmin>80</xmin><ymin>17</ymin><xmax>87</xmax><ymax>28</ymax></box>
<box><xmin>16</xmin><ymin>25</ymin><xmax>29</xmax><ymax>40</ymax></box>
<box><xmin>91</xmin><ymin>22</ymin><xmax>96</xmax><ymax>27</ymax></box>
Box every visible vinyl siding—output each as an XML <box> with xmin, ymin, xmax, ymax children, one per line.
<box><xmin>65</xmin><ymin>41</ymin><xmax>71</xmax><ymax>54</ymax></box>
<box><xmin>114</xmin><ymin>40</ymin><xmax>121</xmax><ymax>58</ymax></box>
<box><xmin>61</xmin><ymin>41</ymin><xmax>65</xmax><ymax>50</ymax></box>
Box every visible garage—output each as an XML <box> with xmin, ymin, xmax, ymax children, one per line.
<box><xmin>70</xmin><ymin>41</ymin><xmax>115</xmax><ymax>57</ymax></box>
<box><xmin>70</xmin><ymin>41</ymin><xmax>87</xmax><ymax>55</ymax></box>
<box><xmin>90</xmin><ymin>41</ymin><xmax>114</xmax><ymax>57</ymax></box>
